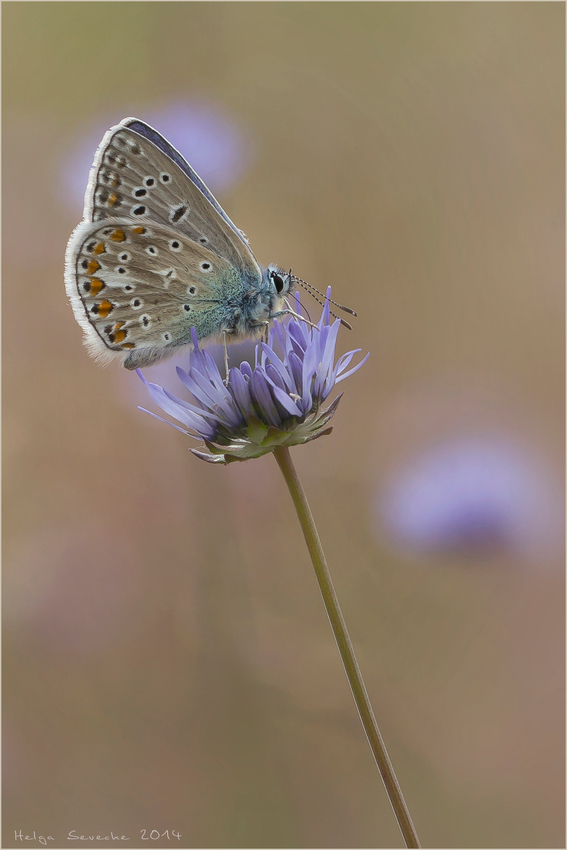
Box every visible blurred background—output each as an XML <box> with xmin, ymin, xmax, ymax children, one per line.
<box><xmin>3</xmin><ymin>3</ymin><xmax>564</xmax><ymax>848</ymax></box>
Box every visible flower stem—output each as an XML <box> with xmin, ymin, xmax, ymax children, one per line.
<box><xmin>273</xmin><ymin>445</ymin><xmax>421</xmax><ymax>849</ymax></box>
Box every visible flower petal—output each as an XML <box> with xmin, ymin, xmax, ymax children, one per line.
<box><xmin>240</xmin><ymin>360</ymin><xmax>253</xmax><ymax>379</ymax></box>
<box><xmin>137</xmin><ymin>406</ymin><xmax>198</xmax><ymax>437</ymax></box>
<box><xmin>176</xmin><ymin>367</ymin><xmax>237</xmax><ymax>425</ymax></box>
<box><xmin>189</xmin><ymin>368</ymin><xmax>241</xmax><ymax>425</ymax></box>
<box><xmin>228</xmin><ymin>367</ymin><xmax>253</xmax><ymax>418</ymax></box>
<box><xmin>335</xmin><ymin>351</ymin><xmax>370</xmax><ymax>383</ymax></box>
<box><xmin>139</xmin><ymin>289</ymin><xmax>368</xmax><ymax>462</ymax></box>
<box><xmin>141</xmin><ymin>379</ymin><xmax>215</xmax><ymax>435</ymax></box>
<box><xmin>269</xmin><ymin>384</ymin><xmax>303</xmax><ymax>417</ymax></box>
<box><xmin>249</xmin><ymin>370</ymin><xmax>280</xmax><ymax>426</ymax></box>
<box><xmin>162</xmin><ymin>388</ymin><xmax>225</xmax><ymax>425</ymax></box>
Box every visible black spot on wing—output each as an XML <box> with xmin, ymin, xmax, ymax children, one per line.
<box><xmin>122</xmin><ymin>118</ymin><xmax>250</xmax><ymax>248</ymax></box>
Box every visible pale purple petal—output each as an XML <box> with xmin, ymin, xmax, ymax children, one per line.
<box><xmin>335</xmin><ymin>352</ymin><xmax>370</xmax><ymax>383</ymax></box>
<box><xmin>287</xmin><ymin>351</ymin><xmax>304</xmax><ymax>396</ymax></box>
<box><xmin>265</xmin><ymin>363</ymin><xmax>286</xmax><ymax>392</ymax></box>
<box><xmin>163</xmin><ymin>388</ymin><xmax>224</xmax><ymax>426</ymax></box>
<box><xmin>249</xmin><ymin>370</ymin><xmax>280</xmax><ymax>426</ymax></box>
<box><xmin>288</xmin><ymin>321</ymin><xmax>309</xmax><ymax>353</ymax></box>
<box><xmin>176</xmin><ymin>367</ymin><xmax>233</xmax><ymax>419</ymax></box>
<box><xmin>320</xmin><ymin>289</ymin><xmax>332</xmax><ymax>327</ymax></box>
<box><xmin>142</xmin><ymin>380</ymin><xmax>216</xmax><ymax>436</ymax></box>
<box><xmin>201</xmin><ymin>348</ymin><xmax>229</xmax><ymax>394</ymax></box>
<box><xmin>334</xmin><ymin>349</ymin><xmax>359</xmax><ymax>374</ymax></box>
<box><xmin>229</xmin><ymin>367</ymin><xmax>252</xmax><ymax>418</ymax></box>
<box><xmin>188</xmin><ymin>368</ymin><xmax>240</xmax><ymax>424</ymax></box>
<box><xmin>261</xmin><ymin>345</ymin><xmax>293</xmax><ymax>391</ymax></box>
<box><xmin>137</xmin><ymin>407</ymin><xmax>202</xmax><ymax>439</ymax></box>
<box><xmin>269</xmin><ymin>385</ymin><xmax>303</xmax><ymax>417</ymax></box>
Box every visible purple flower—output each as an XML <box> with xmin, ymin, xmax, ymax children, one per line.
<box><xmin>138</xmin><ymin>291</ymin><xmax>369</xmax><ymax>463</ymax></box>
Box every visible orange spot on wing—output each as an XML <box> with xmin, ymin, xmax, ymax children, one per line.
<box><xmin>132</xmin><ymin>226</ymin><xmax>146</xmax><ymax>234</ymax></box>
<box><xmin>97</xmin><ymin>299</ymin><xmax>113</xmax><ymax>318</ymax></box>
<box><xmin>108</xmin><ymin>193</ymin><xmax>118</xmax><ymax>206</ymax></box>
<box><xmin>86</xmin><ymin>259</ymin><xmax>100</xmax><ymax>275</ymax></box>
<box><xmin>114</xmin><ymin>330</ymin><xmax>127</xmax><ymax>343</ymax></box>
<box><xmin>110</xmin><ymin>229</ymin><xmax>126</xmax><ymax>242</ymax></box>
<box><xmin>121</xmin><ymin>343</ymin><xmax>135</xmax><ymax>349</ymax></box>
<box><xmin>89</xmin><ymin>278</ymin><xmax>105</xmax><ymax>296</ymax></box>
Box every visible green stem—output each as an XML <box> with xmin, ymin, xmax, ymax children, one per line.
<box><xmin>273</xmin><ymin>445</ymin><xmax>421</xmax><ymax>849</ymax></box>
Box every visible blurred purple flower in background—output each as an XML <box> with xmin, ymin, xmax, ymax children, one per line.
<box><xmin>377</xmin><ymin>437</ymin><xmax>563</xmax><ymax>563</ymax></box>
<box><xmin>62</xmin><ymin>98</ymin><xmax>251</xmax><ymax>211</ymax></box>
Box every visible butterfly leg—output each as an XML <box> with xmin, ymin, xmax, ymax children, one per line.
<box><xmin>249</xmin><ymin>320</ymin><xmax>270</xmax><ymax>343</ymax></box>
<box><xmin>270</xmin><ymin>306</ymin><xmax>319</xmax><ymax>331</ymax></box>
<box><xmin>222</xmin><ymin>331</ymin><xmax>230</xmax><ymax>385</ymax></box>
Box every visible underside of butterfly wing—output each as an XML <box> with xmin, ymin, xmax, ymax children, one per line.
<box><xmin>83</xmin><ymin>120</ymin><xmax>260</xmax><ymax>279</ymax></box>
<box><xmin>65</xmin><ymin>218</ymin><xmax>266</xmax><ymax>368</ymax></box>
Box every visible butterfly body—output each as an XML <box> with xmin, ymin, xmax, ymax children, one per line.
<box><xmin>65</xmin><ymin>117</ymin><xmax>293</xmax><ymax>369</ymax></box>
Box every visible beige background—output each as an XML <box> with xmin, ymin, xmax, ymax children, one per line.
<box><xmin>3</xmin><ymin>3</ymin><xmax>564</xmax><ymax>848</ymax></box>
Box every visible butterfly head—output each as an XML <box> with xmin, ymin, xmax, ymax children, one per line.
<box><xmin>254</xmin><ymin>263</ymin><xmax>294</xmax><ymax>324</ymax></box>
<box><xmin>265</xmin><ymin>264</ymin><xmax>294</xmax><ymax>302</ymax></box>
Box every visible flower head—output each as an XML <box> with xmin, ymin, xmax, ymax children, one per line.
<box><xmin>138</xmin><ymin>290</ymin><xmax>368</xmax><ymax>463</ymax></box>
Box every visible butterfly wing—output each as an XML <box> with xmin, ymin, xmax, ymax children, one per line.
<box><xmin>81</xmin><ymin>117</ymin><xmax>260</xmax><ymax>278</ymax></box>
<box><xmin>65</xmin><ymin>217</ymin><xmax>253</xmax><ymax>369</ymax></box>
<box><xmin>122</xmin><ymin>119</ymin><xmax>252</xmax><ymax>246</ymax></box>
<box><xmin>66</xmin><ymin>116</ymin><xmax>270</xmax><ymax>368</ymax></box>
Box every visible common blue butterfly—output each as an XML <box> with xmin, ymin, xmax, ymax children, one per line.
<box><xmin>65</xmin><ymin>117</ymin><xmax>353</xmax><ymax>369</ymax></box>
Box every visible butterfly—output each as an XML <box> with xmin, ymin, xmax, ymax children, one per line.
<box><xmin>65</xmin><ymin>117</ymin><xmax>354</xmax><ymax>370</ymax></box>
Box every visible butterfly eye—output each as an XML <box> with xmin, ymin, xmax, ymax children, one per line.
<box><xmin>272</xmin><ymin>272</ymin><xmax>286</xmax><ymax>294</ymax></box>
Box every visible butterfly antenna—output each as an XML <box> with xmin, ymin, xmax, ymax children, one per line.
<box><xmin>290</xmin><ymin>274</ymin><xmax>353</xmax><ymax>330</ymax></box>
<box><xmin>286</xmin><ymin>275</ymin><xmax>314</xmax><ymax>325</ymax></box>
<box><xmin>297</xmin><ymin>290</ymin><xmax>353</xmax><ymax>331</ymax></box>
<box><xmin>285</xmin><ymin>270</ymin><xmax>344</xmax><ymax>329</ymax></box>
<box><xmin>291</xmin><ymin>275</ymin><xmax>357</xmax><ymax>317</ymax></box>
